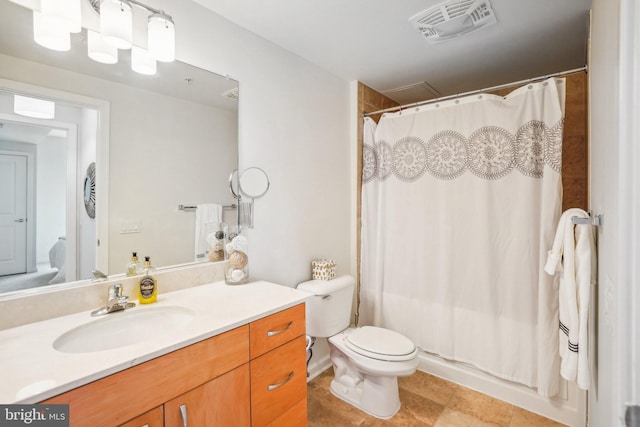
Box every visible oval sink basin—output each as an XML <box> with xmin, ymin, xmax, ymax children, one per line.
<box><xmin>53</xmin><ymin>306</ymin><xmax>195</xmax><ymax>353</ymax></box>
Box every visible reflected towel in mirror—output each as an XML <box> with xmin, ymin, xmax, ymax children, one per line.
<box><xmin>195</xmin><ymin>204</ymin><xmax>222</xmax><ymax>262</ymax></box>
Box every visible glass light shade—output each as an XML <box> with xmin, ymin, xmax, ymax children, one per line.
<box><xmin>100</xmin><ymin>0</ymin><xmax>133</xmax><ymax>50</ymax></box>
<box><xmin>33</xmin><ymin>11</ymin><xmax>71</xmax><ymax>52</ymax></box>
<box><xmin>88</xmin><ymin>30</ymin><xmax>118</xmax><ymax>64</ymax></box>
<box><xmin>148</xmin><ymin>13</ymin><xmax>175</xmax><ymax>62</ymax></box>
<box><xmin>14</xmin><ymin>95</ymin><xmax>56</xmax><ymax>119</ymax></box>
<box><xmin>41</xmin><ymin>0</ymin><xmax>81</xmax><ymax>33</ymax></box>
<box><xmin>131</xmin><ymin>46</ymin><xmax>157</xmax><ymax>75</ymax></box>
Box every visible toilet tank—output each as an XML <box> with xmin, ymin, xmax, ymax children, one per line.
<box><xmin>297</xmin><ymin>275</ymin><xmax>355</xmax><ymax>338</ymax></box>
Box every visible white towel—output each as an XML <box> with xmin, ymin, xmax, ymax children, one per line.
<box><xmin>194</xmin><ymin>203</ymin><xmax>222</xmax><ymax>262</ymax></box>
<box><xmin>545</xmin><ymin>208</ymin><xmax>596</xmax><ymax>390</ymax></box>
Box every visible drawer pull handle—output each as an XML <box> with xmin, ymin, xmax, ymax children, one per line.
<box><xmin>268</xmin><ymin>371</ymin><xmax>295</xmax><ymax>391</ymax></box>
<box><xmin>266</xmin><ymin>321</ymin><xmax>293</xmax><ymax>337</ymax></box>
<box><xmin>179</xmin><ymin>404</ymin><xmax>188</xmax><ymax>427</ymax></box>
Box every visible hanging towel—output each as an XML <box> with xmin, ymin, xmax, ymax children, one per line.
<box><xmin>194</xmin><ymin>203</ymin><xmax>222</xmax><ymax>262</ymax></box>
<box><xmin>545</xmin><ymin>208</ymin><xmax>596</xmax><ymax>390</ymax></box>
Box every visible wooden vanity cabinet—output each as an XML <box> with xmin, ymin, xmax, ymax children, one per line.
<box><xmin>41</xmin><ymin>303</ymin><xmax>307</xmax><ymax>427</ymax></box>
<box><xmin>249</xmin><ymin>303</ymin><xmax>307</xmax><ymax>427</ymax></box>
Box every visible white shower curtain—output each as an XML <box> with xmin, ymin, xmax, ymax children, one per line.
<box><xmin>360</xmin><ymin>78</ymin><xmax>565</xmax><ymax>396</ymax></box>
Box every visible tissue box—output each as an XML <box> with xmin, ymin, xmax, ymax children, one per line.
<box><xmin>312</xmin><ymin>259</ymin><xmax>336</xmax><ymax>280</ymax></box>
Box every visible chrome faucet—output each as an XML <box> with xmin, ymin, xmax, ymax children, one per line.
<box><xmin>91</xmin><ymin>284</ymin><xmax>136</xmax><ymax>316</ymax></box>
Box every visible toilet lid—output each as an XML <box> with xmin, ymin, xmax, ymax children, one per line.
<box><xmin>345</xmin><ymin>326</ymin><xmax>416</xmax><ymax>362</ymax></box>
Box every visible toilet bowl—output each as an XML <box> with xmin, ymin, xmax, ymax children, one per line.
<box><xmin>297</xmin><ymin>275</ymin><xmax>419</xmax><ymax>419</ymax></box>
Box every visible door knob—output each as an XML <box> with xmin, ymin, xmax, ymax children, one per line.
<box><xmin>15</xmin><ymin>219</ymin><xmax>25</xmax><ymax>223</ymax></box>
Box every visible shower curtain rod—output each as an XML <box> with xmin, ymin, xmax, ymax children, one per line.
<box><xmin>364</xmin><ymin>65</ymin><xmax>588</xmax><ymax>117</ymax></box>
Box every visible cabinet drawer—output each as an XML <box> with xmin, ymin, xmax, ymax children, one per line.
<box><xmin>119</xmin><ymin>406</ymin><xmax>163</xmax><ymax>427</ymax></box>
<box><xmin>250</xmin><ymin>335</ymin><xmax>307</xmax><ymax>427</ymax></box>
<box><xmin>250</xmin><ymin>303</ymin><xmax>305</xmax><ymax>358</ymax></box>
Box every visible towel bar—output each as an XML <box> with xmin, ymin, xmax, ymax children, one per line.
<box><xmin>572</xmin><ymin>214</ymin><xmax>602</xmax><ymax>226</ymax></box>
<box><xmin>178</xmin><ymin>204</ymin><xmax>237</xmax><ymax>211</ymax></box>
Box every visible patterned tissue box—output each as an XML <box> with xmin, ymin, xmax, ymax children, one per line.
<box><xmin>312</xmin><ymin>259</ymin><xmax>336</xmax><ymax>280</ymax></box>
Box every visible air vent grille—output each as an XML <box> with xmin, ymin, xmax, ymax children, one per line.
<box><xmin>223</xmin><ymin>87</ymin><xmax>239</xmax><ymax>100</ymax></box>
<box><xmin>409</xmin><ymin>0</ymin><xmax>497</xmax><ymax>43</ymax></box>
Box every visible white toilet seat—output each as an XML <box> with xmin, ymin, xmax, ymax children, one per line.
<box><xmin>344</xmin><ymin>326</ymin><xmax>416</xmax><ymax>362</ymax></box>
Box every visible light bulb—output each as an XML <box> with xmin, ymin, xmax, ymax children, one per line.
<box><xmin>33</xmin><ymin>11</ymin><xmax>71</xmax><ymax>52</ymax></box>
<box><xmin>100</xmin><ymin>0</ymin><xmax>133</xmax><ymax>50</ymax></box>
<box><xmin>148</xmin><ymin>13</ymin><xmax>175</xmax><ymax>62</ymax></box>
<box><xmin>131</xmin><ymin>46</ymin><xmax>157</xmax><ymax>75</ymax></box>
<box><xmin>41</xmin><ymin>0</ymin><xmax>81</xmax><ymax>33</ymax></box>
<box><xmin>88</xmin><ymin>30</ymin><xmax>118</xmax><ymax>64</ymax></box>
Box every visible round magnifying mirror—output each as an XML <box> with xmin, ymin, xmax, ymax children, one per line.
<box><xmin>228</xmin><ymin>169</ymin><xmax>240</xmax><ymax>199</ymax></box>
<box><xmin>239</xmin><ymin>167</ymin><xmax>270</xmax><ymax>199</ymax></box>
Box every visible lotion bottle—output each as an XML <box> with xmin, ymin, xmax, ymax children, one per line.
<box><xmin>126</xmin><ymin>251</ymin><xmax>141</xmax><ymax>276</ymax></box>
<box><xmin>137</xmin><ymin>256</ymin><xmax>157</xmax><ymax>304</ymax></box>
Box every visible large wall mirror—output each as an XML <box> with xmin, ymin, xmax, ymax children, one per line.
<box><xmin>0</xmin><ymin>0</ymin><xmax>239</xmax><ymax>295</ymax></box>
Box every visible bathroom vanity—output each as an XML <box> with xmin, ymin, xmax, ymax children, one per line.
<box><xmin>0</xmin><ymin>281</ymin><xmax>309</xmax><ymax>426</ymax></box>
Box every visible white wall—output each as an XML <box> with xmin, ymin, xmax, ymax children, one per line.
<box><xmin>151</xmin><ymin>0</ymin><xmax>352</xmax><ymax>286</ymax></box>
<box><xmin>588</xmin><ymin>0</ymin><xmax>640</xmax><ymax>425</ymax></box>
<box><xmin>77</xmin><ymin>108</ymin><xmax>97</xmax><ymax>279</ymax></box>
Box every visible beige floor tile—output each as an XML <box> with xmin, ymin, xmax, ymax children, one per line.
<box><xmin>510</xmin><ymin>407</ymin><xmax>567</xmax><ymax>427</ymax></box>
<box><xmin>399</xmin><ymin>371</ymin><xmax>458</xmax><ymax>406</ymax></box>
<box><xmin>435</xmin><ymin>408</ymin><xmax>503</xmax><ymax>427</ymax></box>
<box><xmin>447</xmin><ymin>387</ymin><xmax>513</xmax><ymax>426</ymax></box>
<box><xmin>307</xmin><ymin>379</ymin><xmax>369</xmax><ymax>426</ymax></box>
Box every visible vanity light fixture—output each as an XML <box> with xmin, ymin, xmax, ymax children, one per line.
<box><xmin>131</xmin><ymin>46</ymin><xmax>157</xmax><ymax>75</ymax></box>
<box><xmin>14</xmin><ymin>95</ymin><xmax>56</xmax><ymax>119</ymax></box>
<box><xmin>33</xmin><ymin>11</ymin><xmax>71</xmax><ymax>52</ymax></box>
<box><xmin>32</xmin><ymin>0</ymin><xmax>176</xmax><ymax>75</ymax></box>
<box><xmin>87</xmin><ymin>30</ymin><xmax>118</xmax><ymax>64</ymax></box>
<box><xmin>99</xmin><ymin>0</ymin><xmax>133</xmax><ymax>49</ymax></box>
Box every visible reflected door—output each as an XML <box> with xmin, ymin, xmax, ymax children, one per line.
<box><xmin>0</xmin><ymin>154</ymin><xmax>27</xmax><ymax>276</ymax></box>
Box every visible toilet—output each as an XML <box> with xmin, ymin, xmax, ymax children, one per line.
<box><xmin>297</xmin><ymin>275</ymin><xmax>419</xmax><ymax>419</ymax></box>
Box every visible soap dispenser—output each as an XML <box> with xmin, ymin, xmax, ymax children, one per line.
<box><xmin>126</xmin><ymin>251</ymin><xmax>141</xmax><ymax>277</ymax></box>
<box><xmin>137</xmin><ymin>256</ymin><xmax>157</xmax><ymax>304</ymax></box>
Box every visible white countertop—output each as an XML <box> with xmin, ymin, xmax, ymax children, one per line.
<box><xmin>0</xmin><ymin>280</ymin><xmax>310</xmax><ymax>404</ymax></box>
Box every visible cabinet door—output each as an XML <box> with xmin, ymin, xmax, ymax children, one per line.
<box><xmin>251</xmin><ymin>336</ymin><xmax>307</xmax><ymax>427</ymax></box>
<box><xmin>165</xmin><ymin>364</ymin><xmax>250</xmax><ymax>427</ymax></box>
<box><xmin>119</xmin><ymin>406</ymin><xmax>163</xmax><ymax>427</ymax></box>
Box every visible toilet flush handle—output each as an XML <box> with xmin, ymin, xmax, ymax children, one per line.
<box><xmin>317</xmin><ymin>294</ymin><xmax>332</xmax><ymax>300</ymax></box>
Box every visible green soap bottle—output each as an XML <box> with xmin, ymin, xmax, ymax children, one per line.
<box><xmin>137</xmin><ymin>256</ymin><xmax>157</xmax><ymax>304</ymax></box>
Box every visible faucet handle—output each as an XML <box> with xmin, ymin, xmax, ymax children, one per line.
<box><xmin>108</xmin><ymin>283</ymin><xmax>124</xmax><ymax>299</ymax></box>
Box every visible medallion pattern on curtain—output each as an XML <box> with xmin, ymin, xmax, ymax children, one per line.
<box><xmin>360</xmin><ymin>78</ymin><xmax>566</xmax><ymax>396</ymax></box>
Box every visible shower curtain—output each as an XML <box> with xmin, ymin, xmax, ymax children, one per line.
<box><xmin>360</xmin><ymin>78</ymin><xmax>565</xmax><ymax>396</ymax></box>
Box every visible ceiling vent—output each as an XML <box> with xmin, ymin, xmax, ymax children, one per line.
<box><xmin>223</xmin><ymin>87</ymin><xmax>239</xmax><ymax>100</ymax></box>
<box><xmin>382</xmin><ymin>82</ymin><xmax>442</xmax><ymax>104</ymax></box>
<box><xmin>409</xmin><ymin>0</ymin><xmax>497</xmax><ymax>43</ymax></box>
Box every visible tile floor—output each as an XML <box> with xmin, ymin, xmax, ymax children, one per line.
<box><xmin>307</xmin><ymin>369</ymin><xmax>567</xmax><ymax>427</ymax></box>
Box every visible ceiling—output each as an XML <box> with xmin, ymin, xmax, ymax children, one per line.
<box><xmin>192</xmin><ymin>0</ymin><xmax>592</xmax><ymax>104</ymax></box>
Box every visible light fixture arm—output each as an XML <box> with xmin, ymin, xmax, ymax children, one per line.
<box><xmin>88</xmin><ymin>0</ymin><xmax>170</xmax><ymax>19</ymax></box>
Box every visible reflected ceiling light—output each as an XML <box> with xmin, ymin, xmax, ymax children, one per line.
<box><xmin>87</xmin><ymin>30</ymin><xmax>118</xmax><ymax>64</ymax></box>
<box><xmin>131</xmin><ymin>46</ymin><xmax>157</xmax><ymax>75</ymax></box>
<box><xmin>100</xmin><ymin>0</ymin><xmax>133</xmax><ymax>50</ymax></box>
<box><xmin>148</xmin><ymin>12</ymin><xmax>175</xmax><ymax>62</ymax></box>
<box><xmin>41</xmin><ymin>0</ymin><xmax>82</xmax><ymax>33</ymax></box>
<box><xmin>33</xmin><ymin>11</ymin><xmax>71</xmax><ymax>52</ymax></box>
<box><xmin>14</xmin><ymin>95</ymin><xmax>56</xmax><ymax>119</ymax></box>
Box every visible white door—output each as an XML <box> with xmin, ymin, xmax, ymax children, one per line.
<box><xmin>0</xmin><ymin>154</ymin><xmax>27</xmax><ymax>276</ymax></box>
